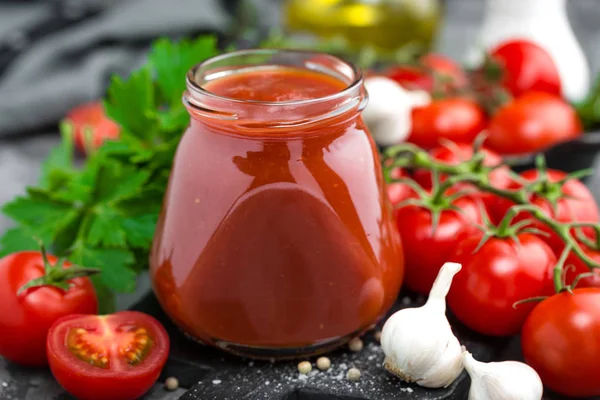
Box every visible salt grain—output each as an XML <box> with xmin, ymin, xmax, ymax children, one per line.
<box><xmin>212</xmin><ymin>380</ymin><xmax>222</xmax><ymax>385</ymax></box>
<box><xmin>1</xmin><ymin>382</ymin><xmax>7</xmax><ymax>388</ymax></box>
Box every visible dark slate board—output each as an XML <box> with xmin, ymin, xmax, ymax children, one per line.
<box><xmin>127</xmin><ymin>291</ymin><xmax>591</xmax><ymax>400</ymax></box>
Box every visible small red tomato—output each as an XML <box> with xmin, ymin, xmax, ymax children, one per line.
<box><xmin>409</xmin><ymin>98</ymin><xmax>487</xmax><ymax>149</ymax></box>
<box><xmin>386</xmin><ymin>168</ymin><xmax>413</xmax><ymax>206</ymax></box>
<box><xmin>448</xmin><ymin>233</ymin><xmax>555</xmax><ymax>336</ymax></box>
<box><xmin>412</xmin><ymin>142</ymin><xmax>511</xmax><ymax>211</ymax></box>
<box><xmin>66</xmin><ymin>101</ymin><xmax>120</xmax><ymax>153</ymax></box>
<box><xmin>489</xmin><ymin>39</ymin><xmax>562</xmax><ymax>98</ymax></box>
<box><xmin>491</xmin><ymin>169</ymin><xmax>599</xmax><ymax>255</ymax></box>
<box><xmin>395</xmin><ymin>192</ymin><xmax>482</xmax><ymax>295</ymax></box>
<box><xmin>487</xmin><ymin>92</ymin><xmax>582</xmax><ymax>155</ymax></box>
<box><xmin>47</xmin><ymin>311</ymin><xmax>170</xmax><ymax>400</ymax></box>
<box><xmin>385</xmin><ymin>53</ymin><xmax>467</xmax><ymax>92</ymax></box>
<box><xmin>522</xmin><ymin>288</ymin><xmax>600</xmax><ymax>397</ymax></box>
<box><xmin>0</xmin><ymin>251</ymin><xmax>98</xmax><ymax>366</ymax></box>
<box><xmin>564</xmin><ymin>242</ymin><xmax>600</xmax><ymax>288</ymax></box>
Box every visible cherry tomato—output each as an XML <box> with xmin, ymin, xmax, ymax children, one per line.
<box><xmin>564</xmin><ymin>241</ymin><xmax>600</xmax><ymax>288</ymax></box>
<box><xmin>385</xmin><ymin>53</ymin><xmax>467</xmax><ymax>92</ymax></box>
<box><xmin>386</xmin><ymin>168</ymin><xmax>413</xmax><ymax>206</ymax></box>
<box><xmin>47</xmin><ymin>311</ymin><xmax>170</xmax><ymax>400</ymax></box>
<box><xmin>491</xmin><ymin>169</ymin><xmax>598</xmax><ymax>255</ymax></box>
<box><xmin>448</xmin><ymin>233</ymin><xmax>555</xmax><ymax>336</ymax></box>
<box><xmin>522</xmin><ymin>288</ymin><xmax>600</xmax><ymax>397</ymax></box>
<box><xmin>408</xmin><ymin>98</ymin><xmax>487</xmax><ymax>149</ymax></box>
<box><xmin>395</xmin><ymin>192</ymin><xmax>482</xmax><ymax>295</ymax></box>
<box><xmin>487</xmin><ymin>92</ymin><xmax>582</xmax><ymax>155</ymax></box>
<box><xmin>412</xmin><ymin>142</ymin><xmax>511</xmax><ymax>211</ymax></box>
<box><xmin>489</xmin><ymin>39</ymin><xmax>561</xmax><ymax>98</ymax></box>
<box><xmin>66</xmin><ymin>101</ymin><xmax>120</xmax><ymax>153</ymax></box>
<box><xmin>0</xmin><ymin>251</ymin><xmax>98</xmax><ymax>366</ymax></box>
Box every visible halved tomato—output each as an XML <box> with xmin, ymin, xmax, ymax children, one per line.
<box><xmin>47</xmin><ymin>311</ymin><xmax>169</xmax><ymax>400</ymax></box>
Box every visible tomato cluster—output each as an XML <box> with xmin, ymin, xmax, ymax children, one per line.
<box><xmin>0</xmin><ymin>251</ymin><xmax>169</xmax><ymax>400</ymax></box>
<box><xmin>386</xmin><ymin>138</ymin><xmax>600</xmax><ymax>397</ymax></box>
<box><xmin>383</xmin><ymin>39</ymin><xmax>582</xmax><ymax>155</ymax></box>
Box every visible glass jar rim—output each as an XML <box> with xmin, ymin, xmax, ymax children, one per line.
<box><xmin>185</xmin><ymin>48</ymin><xmax>364</xmax><ymax>109</ymax></box>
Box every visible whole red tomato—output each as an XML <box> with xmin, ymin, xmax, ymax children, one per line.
<box><xmin>491</xmin><ymin>169</ymin><xmax>599</xmax><ymax>255</ymax></box>
<box><xmin>412</xmin><ymin>142</ymin><xmax>511</xmax><ymax>211</ymax></box>
<box><xmin>48</xmin><ymin>311</ymin><xmax>169</xmax><ymax>400</ymax></box>
<box><xmin>0</xmin><ymin>251</ymin><xmax>98</xmax><ymax>366</ymax></box>
<box><xmin>385</xmin><ymin>53</ymin><xmax>467</xmax><ymax>92</ymax></box>
<box><xmin>448</xmin><ymin>233</ymin><xmax>555</xmax><ymax>336</ymax></box>
<box><xmin>395</xmin><ymin>193</ymin><xmax>482</xmax><ymax>295</ymax></box>
<box><xmin>66</xmin><ymin>101</ymin><xmax>120</xmax><ymax>153</ymax></box>
<box><xmin>488</xmin><ymin>39</ymin><xmax>562</xmax><ymax>98</ymax></box>
<box><xmin>564</xmin><ymin>242</ymin><xmax>600</xmax><ymax>288</ymax></box>
<box><xmin>522</xmin><ymin>288</ymin><xmax>600</xmax><ymax>397</ymax></box>
<box><xmin>409</xmin><ymin>98</ymin><xmax>487</xmax><ymax>149</ymax></box>
<box><xmin>487</xmin><ymin>92</ymin><xmax>582</xmax><ymax>155</ymax></box>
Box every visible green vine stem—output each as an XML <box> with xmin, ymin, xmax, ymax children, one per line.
<box><xmin>383</xmin><ymin>143</ymin><xmax>600</xmax><ymax>293</ymax></box>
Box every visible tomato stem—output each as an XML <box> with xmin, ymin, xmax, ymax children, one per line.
<box><xmin>384</xmin><ymin>141</ymin><xmax>600</xmax><ymax>293</ymax></box>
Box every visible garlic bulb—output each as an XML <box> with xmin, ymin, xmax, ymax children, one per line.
<box><xmin>380</xmin><ymin>262</ymin><xmax>464</xmax><ymax>388</ymax></box>
<box><xmin>362</xmin><ymin>76</ymin><xmax>430</xmax><ymax>147</ymax></box>
<box><xmin>462</xmin><ymin>351</ymin><xmax>543</xmax><ymax>400</ymax></box>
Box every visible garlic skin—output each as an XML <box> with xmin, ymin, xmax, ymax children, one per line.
<box><xmin>380</xmin><ymin>262</ymin><xmax>464</xmax><ymax>388</ymax></box>
<box><xmin>362</xmin><ymin>76</ymin><xmax>431</xmax><ymax>147</ymax></box>
<box><xmin>462</xmin><ymin>351</ymin><xmax>543</xmax><ymax>400</ymax></box>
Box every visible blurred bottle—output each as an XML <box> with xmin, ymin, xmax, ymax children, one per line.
<box><xmin>284</xmin><ymin>0</ymin><xmax>441</xmax><ymax>57</ymax></box>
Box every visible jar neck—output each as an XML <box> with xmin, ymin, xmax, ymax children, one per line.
<box><xmin>184</xmin><ymin>50</ymin><xmax>367</xmax><ymax>138</ymax></box>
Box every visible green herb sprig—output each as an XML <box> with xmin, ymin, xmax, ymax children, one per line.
<box><xmin>0</xmin><ymin>36</ymin><xmax>218</xmax><ymax>312</ymax></box>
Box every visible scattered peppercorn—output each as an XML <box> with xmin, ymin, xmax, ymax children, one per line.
<box><xmin>347</xmin><ymin>367</ymin><xmax>361</xmax><ymax>381</ymax></box>
<box><xmin>298</xmin><ymin>361</ymin><xmax>312</xmax><ymax>374</ymax></box>
<box><xmin>316</xmin><ymin>357</ymin><xmax>331</xmax><ymax>371</ymax></box>
<box><xmin>165</xmin><ymin>377</ymin><xmax>179</xmax><ymax>391</ymax></box>
<box><xmin>348</xmin><ymin>337</ymin><xmax>364</xmax><ymax>352</ymax></box>
<box><xmin>374</xmin><ymin>330</ymin><xmax>382</xmax><ymax>342</ymax></box>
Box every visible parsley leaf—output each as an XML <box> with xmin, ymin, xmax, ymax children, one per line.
<box><xmin>0</xmin><ymin>35</ymin><xmax>219</xmax><ymax>310</ymax></box>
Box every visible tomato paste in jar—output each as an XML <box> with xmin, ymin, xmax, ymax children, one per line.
<box><xmin>150</xmin><ymin>50</ymin><xmax>404</xmax><ymax>358</ymax></box>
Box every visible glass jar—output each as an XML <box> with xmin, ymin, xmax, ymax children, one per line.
<box><xmin>150</xmin><ymin>49</ymin><xmax>404</xmax><ymax>359</ymax></box>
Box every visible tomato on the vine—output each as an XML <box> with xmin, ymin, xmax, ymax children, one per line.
<box><xmin>0</xmin><ymin>251</ymin><xmax>98</xmax><ymax>366</ymax></box>
<box><xmin>447</xmin><ymin>232</ymin><xmax>555</xmax><ymax>336</ymax></box>
<box><xmin>408</xmin><ymin>98</ymin><xmax>487</xmax><ymax>149</ymax></box>
<box><xmin>412</xmin><ymin>142</ymin><xmax>511</xmax><ymax>211</ymax></box>
<box><xmin>66</xmin><ymin>101</ymin><xmax>120</xmax><ymax>153</ymax></box>
<box><xmin>395</xmin><ymin>191</ymin><xmax>482</xmax><ymax>295</ymax></box>
<box><xmin>385</xmin><ymin>53</ymin><xmax>467</xmax><ymax>93</ymax></box>
<box><xmin>487</xmin><ymin>92</ymin><xmax>582</xmax><ymax>155</ymax></box>
<box><xmin>386</xmin><ymin>167</ymin><xmax>413</xmax><ymax>206</ymax></box>
<box><xmin>522</xmin><ymin>288</ymin><xmax>600</xmax><ymax>397</ymax></box>
<box><xmin>491</xmin><ymin>169</ymin><xmax>599</xmax><ymax>255</ymax></box>
<box><xmin>48</xmin><ymin>311</ymin><xmax>170</xmax><ymax>400</ymax></box>
<box><xmin>488</xmin><ymin>39</ymin><xmax>562</xmax><ymax>98</ymax></box>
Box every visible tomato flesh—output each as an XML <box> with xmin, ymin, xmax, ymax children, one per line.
<box><xmin>48</xmin><ymin>311</ymin><xmax>169</xmax><ymax>400</ymax></box>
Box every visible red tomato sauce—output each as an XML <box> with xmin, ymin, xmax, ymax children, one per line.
<box><xmin>150</xmin><ymin>66</ymin><xmax>404</xmax><ymax>352</ymax></box>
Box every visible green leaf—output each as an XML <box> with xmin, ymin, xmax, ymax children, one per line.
<box><xmin>87</xmin><ymin>208</ymin><xmax>127</xmax><ymax>247</ymax></box>
<box><xmin>2</xmin><ymin>194</ymin><xmax>73</xmax><ymax>227</ymax></box>
<box><xmin>104</xmin><ymin>68</ymin><xmax>157</xmax><ymax>137</ymax></box>
<box><xmin>0</xmin><ymin>227</ymin><xmax>43</xmax><ymax>256</ymax></box>
<box><xmin>149</xmin><ymin>36</ymin><xmax>218</xmax><ymax>106</ymax></box>
<box><xmin>94</xmin><ymin>163</ymin><xmax>150</xmax><ymax>204</ymax></box>
<box><xmin>91</xmin><ymin>275</ymin><xmax>116</xmax><ymax>314</ymax></box>
<box><xmin>71</xmin><ymin>246</ymin><xmax>137</xmax><ymax>293</ymax></box>
<box><xmin>39</xmin><ymin>122</ymin><xmax>75</xmax><ymax>188</ymax></box>
<box><xmin>120</xmin><ymin>214</ymin><xmax>158</xmax><ymax>248</ymax></box>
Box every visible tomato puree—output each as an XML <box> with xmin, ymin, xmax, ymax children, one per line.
<box><xmin>150</xmin><ymin>59</ymin><xmax>404</xmax><ymax>356</ymax></box>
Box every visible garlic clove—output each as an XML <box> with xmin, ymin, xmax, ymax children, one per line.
<box><xmin>381</xmin><ymin>262</ymin><xmax>464</xmax><ymax>388</ymax></box>
<box><xmin>362</xmin><ymin>76</ymin><xmax>431</xmax><ymax>147</ymax></box>
<box><xmin>462</xmin><ymin>351</ymin><xmax>543</xmax><ymax>400</ymax></box>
